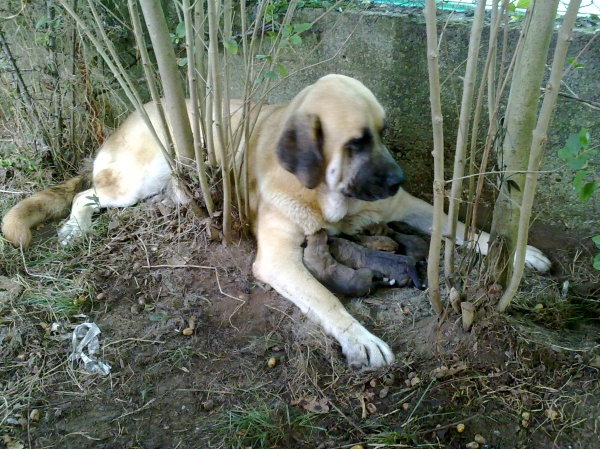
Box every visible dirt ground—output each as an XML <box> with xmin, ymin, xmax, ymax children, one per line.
<box><xmin>1</xmin><ymin>193</ymin><xmax>599</xmax><ymax>449</ymax></box>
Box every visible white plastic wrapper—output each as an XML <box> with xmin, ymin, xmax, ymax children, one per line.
<box><xmin>68</xmin><ymin>323</ymin><xmax>111</xmax><ymax>375</ymax></box>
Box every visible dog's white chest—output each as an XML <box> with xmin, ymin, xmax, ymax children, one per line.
<box><xmin>319</xmin><ymin>191</ymin><xmax>348</xmax><ymax>223</ymax></box>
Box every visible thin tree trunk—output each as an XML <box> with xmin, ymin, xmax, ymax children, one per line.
<box><xmin>488</xmin><ymin>0</ymin><xmax>559</xmax><ymax>287</ymax></box>
<box><xmin>444</xmin><ymin>0</ymin><xmax>486</xmax><ymax>278</ymax></box>
<box><xmin>423</xmin><ymin>0</ymin><xmax>444</xmax><ymax>316</ymax></box>
<box><xmin>139</xmin><ymin>0</ymin><xmax>194</xmax><ymax>162</ymax></box>
<box><xmin>183</xmin><ymin>0</ymin><xmax>214</xmax><ymax>215</ymax></box>
<box><xmin>498</xmin><ymin>0</ymin><xmax>581</xmax><ymax>311</ymax></box>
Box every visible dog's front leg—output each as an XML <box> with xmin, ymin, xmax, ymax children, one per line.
<box><xmin>253</xmin><ymin>204</ymin><xmax>394</xmax><ymax>369</ymax></box>
<box><xmin>374</xmin><ymin>189</ymin><xmax>550</xmax><ymax>272</ymax></box>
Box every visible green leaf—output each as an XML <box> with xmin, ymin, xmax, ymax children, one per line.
<box><xmin>223</xmin><ymin>39</ymin><xmax>238</xmax><ymax>55</ymax></box>
<box><xmin>579</xmin><ymin>182</ymin><xmax>599</xmax><ymax>201</ymax></box>
<box><xmin>175</xmin><ymin>22</ymin><xmax>186</xmax><ymax>39</ymax></box>
<box><xmin>289</xmin><ymin>34</ymin><xmax>302</xmax><ymax>45</ymax></box>
<box><xmin>281</xmin><ymin>25</ymin><xmax>292</xmax><ymax>38</ymax></box>
<box><xmin>567</xmin><ymin>153</ymin><xmax>591</xmax><ymax>170</ymax></box>
<box><xmin>516</xmin><ymin>0</ymin><xmax>530</xmax><ymax>8</ymax></box>
<box><xmin>255</xmin><ymin>75</ymin><xmax>264</xmax><ymax>84</ymax></box>
<box><xmin>572</xmin><ymin>170</ymin><xmax>588</xmax><ymax>190</ymax></box>
<box><xmin>36</xmin><ymin>17</ymin><xmax>53</xmax><ymax>29</ymax></box>
<box><xmin>565</xmin><ymin>132</ymin><xmax>583</xmax><ymax>155</ymax></box>
<box><xmin>558</xmin><ymin>146</ymin><xmax>574</xmax><ymax>160</ymax></box>
<box><xmin>178</xmin><ymin>57</ymin><xmax>188</xmax><ymax>67</ymax></box>
<box><xmin>567</xmin><ymin>57</ymin><xmax>583</xmax><ymax>69</ymax></box>
<box><xmin>255</xmin><ymin>54</ymin><xmax>269</xmax><ymax>59</ymax></box>
<box><xmin>276</xmin><ymin>63</ymin><xmax>288</xmax><ymax>76</ymax></box>
<box><xmin>578</xmin><ymin>128</ymin><xmax>590</xmax><ymax>148</ymax></box>
<box><xmin>293</xmin><ymin>23</ymin><xmax>312</xmax><ymax>33</ymax></box>
<box><xmin>508</xmin><ymin>3</ymin><xmax>516</xmax><ymax>13</ymax></box>
<box><xmin>265</xmin><ymin>71</ymin><xmax>277</xmax><ymax>80</ymax></box>
<box><xmin>592</xmin><ymin>235</ymin><xmax>600</xmax><ymax>248</ymax></box>
<box><xmin>506</xmin><ymin>179</ymin><xmax>521</xmax><ymax>193</ymax></box>
<box><xmin>593</xmin><ymin>253</ymin><xmax>600</xmax><ymax>270</ymax></box>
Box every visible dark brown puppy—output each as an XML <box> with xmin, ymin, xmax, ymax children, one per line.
<box><xmin>303</xmin><ymin>231</ymin><xmax>391</xmax><ymax>297</ymax></box>
<box><xmin>329</xmin><ymin>237</ymin><xmax>424</xmax><ymax>290</ymax></box>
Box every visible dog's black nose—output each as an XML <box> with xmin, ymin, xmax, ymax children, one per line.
<box><xmin>386</xmin><ymin>167</ymin><xmax>405</xmax><ymax>195</ymax></box>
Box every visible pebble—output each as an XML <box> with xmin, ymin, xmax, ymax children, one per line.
<box><xmin>182</xmin><ymin>328</ymin><xmax>194</xmax><ymax>336</ymax></box>
<box><xmin>382</xmin><ymin>373</ymin><xmax>395</xmax><ymax>386</ymax></box>
<box><xmin>96</xmin><ymin>292</ymin><xmax>106</xmax><ymax>300</ymax></box>
<box><xmin>29</xmin><ymin>409</ymin><xmax>40</xmax><ymax>421</ymax></box>
<box><xmin>267</xmin><ymin>357</ymin><xmax>277</xmax><ymax>368</ymax></box>
<box><xmin>131</xmin><ymin>304</ymin><xmax>142</xmax><ymax>315</ymax></box>
<box><xmin>474</xmin><ymin>434</ymin><xmax>486</xmax><ymax>444</ymax></box>
<box><xmin>465</xmin><ymin>442</ymin><xmax>479</xmax><ymax>449</ymax></box>
<box><xmin>379</xmin><ymin>387</ymin><xmax>389</xmax><ymax>398</ymax></box>
<box><xmin>456</xmin><ymin>423</ymin><xmax>465</xmax><ymax>433</ymax></box>
<box><xmin>350</xmin><ymin>445</ymin><xmax>364</xmax><ymax>449</ymax></box>
<box><xmin>402</xmin><ymin>402</ymin><xmax>409</xmax><ymax>410</ymax></box>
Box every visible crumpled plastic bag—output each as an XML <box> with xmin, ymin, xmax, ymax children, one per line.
<box><xmin>68</xmin><ymin>323</ymin><xmax>111</xmax><ymax>375</ymax></box>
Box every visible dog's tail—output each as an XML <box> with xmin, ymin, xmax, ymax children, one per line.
<box><xmin>2</xmin><ymin>168</ymin><xmax>92</xmax><ymax>248</ymax></box>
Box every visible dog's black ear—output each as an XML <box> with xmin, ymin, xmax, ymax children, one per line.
<box><xmin>276</xmin><ymin>113</ymin><xmax>325</xmax><ymax>189</ymax></box>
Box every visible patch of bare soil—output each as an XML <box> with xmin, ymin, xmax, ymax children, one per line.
<box><xmin>1</xmin><ymin>199</ymin><xmax>599</xmax><ymax>449</ymax></box>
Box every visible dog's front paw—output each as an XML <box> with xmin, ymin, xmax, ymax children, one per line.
<box><xmin>524</xmin><ymin>245</ymin><xmax>551</xmax><ymax>272</ymax></box>
<box><xmin>337</xmin><ymin>321</ymin><xmax>394</xmax><ymax>369</ymax></box>
<box><xmin>57</xmin><ymin>219</ymin><xmax>88</xmax><ymax>245</ymax></box>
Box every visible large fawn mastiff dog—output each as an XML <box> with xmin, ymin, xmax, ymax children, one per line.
<box><xmin>2</xmin><ymin>75</ymin><xmax>550</xmax><ymax>368</ymax></box>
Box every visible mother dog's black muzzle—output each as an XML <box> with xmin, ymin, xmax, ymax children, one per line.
<box><xmin>342</xmin><ymin>150</ymin><xmax>405</xmax><ymax>202</ymax></box>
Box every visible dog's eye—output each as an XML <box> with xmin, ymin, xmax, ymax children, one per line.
<box><xmin>345</xmin><ymin>128</ymin><xmax>373</xmax><ymax>155</ymax></box>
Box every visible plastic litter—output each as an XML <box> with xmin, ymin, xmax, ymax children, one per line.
<box><xmin>68</xmin><ymin>323</ymin><xmax>111</xmax><ymax>375</ymax></box>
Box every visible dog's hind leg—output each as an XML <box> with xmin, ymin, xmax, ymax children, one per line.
<box><xmin>57</xmin><ymin>164</ymin><xmax>173</xmax><ymax>244</ymax></box>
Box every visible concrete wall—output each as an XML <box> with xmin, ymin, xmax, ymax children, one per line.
<box><xmin>231</xmin><ymin>6</ymin><xmax>600</xmax><ymax>239</ymax></box>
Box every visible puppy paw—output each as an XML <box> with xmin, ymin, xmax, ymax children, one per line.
<box><xmin>524</xmin><ymin>245</ymin><xmax>551</xmax><ymax>272</ymax></box>
<box><xmin>337</xmin><ymin>321</ymin><xmax>394</xmax><ymax>369</ymax></box>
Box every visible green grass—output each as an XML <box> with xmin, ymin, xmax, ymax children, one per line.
<box><xmin>226</xmin><ymin>401</ymin><xmax>325</xmax><ymax>448</ymax></box>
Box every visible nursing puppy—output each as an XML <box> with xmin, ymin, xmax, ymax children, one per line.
<box><xmin>2</xmin><ymin>74</ymin><xmax>551</xmax><ymax>368</ymax></box>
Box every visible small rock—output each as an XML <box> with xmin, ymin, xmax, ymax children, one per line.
<box><xmin>29</xmin><ymin>409</ymin><xmax>40</xmax><ymax>422</ymax></box>
<box><xmin>382</xmin><ymin>373</ymin><xmax>395</xmax><ymax>386</ymax></box>
<box><xmin>545</xmin><ymin>409</ymin><xmax>559</xmax><ymax>420</ymax></box>
<box><xmin>369</xmin><ymin>379</ymin><xmax>378</xmax><ymax>388</ymax></box>
<box><xmin>131</xmin><ymin>304</ymin><xmax>142</xmax><ymax>315</ymax></box>
<box><xmin>238</xmin><ymin>293</ymin><xmax>250</xmax><ymax>301</ymax></box>
<box><xmin>474</xmin><ymin>434</ymin><xmax>486</xmax><ymax>444</ymax></box>
<box><xmin>456</xmin><ymin>423</ymin><xmax>465</xmax><ymax>433</ymax></box>
<box><xmin>350</xmin><ymin>445</ymin><xmax>364</xmax><ymax>449</ymax></box>
<box><xmin>133</xmin><ymin>262</ymin><xmax>142</xmax><ymax>270</ymax></box>
<box><xmin>402</xmin><ymin>402</ymin><xmax>409</xmax><ymax>410</ymax></box>
<box><xmin>267</xmin><ymin>357</ymin><xmax>277</xmax><ymax>368</ymax></box>
<box><xmin>182</xmin><ymin>328</ymin><xmax>194</xmax><ymax>336</ymax></box>
<box><xmin>366</xmin><ymin>403</ymin><xmax>377</xmax><ymax>414</ymax></box>
<box><xmin>96</xmin><ymin>292</ymin><xmax>106</xmax><ymax>300</ymax></box>
<box><xmin>379</xmin><ymin>387</ymin><xmax>389</xmax><ymax>398</ymax></box>
<box><xmin>410</xmin><ymin>376</ymin><xmax>420</xmax><ymax>386</ymax></box>
<box><xmin>402</xmin><ymin>306</ymin><xmax>411</xmax><ymax>314</ymax></box>
<box><xmin>533</xmin><ymin>303</ymin><xmax>544</xmax><ymax>311</ymax></box>
<box><xmin>465</xmin><ymin>442</ymin><xmax>479</xmax><ymax>449</ymax></box>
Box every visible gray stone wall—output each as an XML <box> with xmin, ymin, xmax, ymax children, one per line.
<box><xmin>231</xmin><ymin>6</ymin><xmax>600</xmax><ymax>237</ymax></box>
